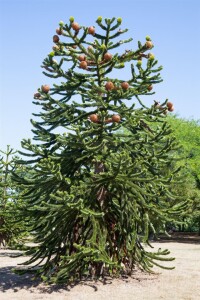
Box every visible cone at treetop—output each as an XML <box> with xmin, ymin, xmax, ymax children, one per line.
<box><xmin>13</xmin><ymin>16</ymin><xmax>187</xmax><ymax>284</ymax></box>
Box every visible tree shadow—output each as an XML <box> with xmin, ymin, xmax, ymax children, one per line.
<box><xmin>0</xmin><ymin>265</ymin><xmax>100</xmax><ymax>293</ymax></box>
<box><xmin>154</xmin><ymin>239</ymin><xmax>200</xmax><ymax>245</ymax></box>
<box><xmin>0</xmin><ymin>251</ymin><xmax>22</xmax><ymax>257</ymax></box>
<box><xmin>0</xmin><ymin>265</ymin><xmax>41</xmax><ymax>293</ymax></box>
<box><xmin>151</xmin><ymin>233</ymin><xmax>200</xmax><ymax>245</ymax></box>
<box><xmin>0</xmin><ymin>263</ymin><xmax>113</xmax><ymax>294</ymax></box>
<box><xmin>0</xmin><ymin>248</ymin><xmax>160</xmax><ymax>294</ymax></box>
<box><xmin>0</xmin><ymin>262</ymin><xmax>156</xmax><ymax>295</ymax></box>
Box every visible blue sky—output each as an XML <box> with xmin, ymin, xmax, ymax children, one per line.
<box><xmin>0</xmin><ymin>0</ymin><xmax>200</xmax><ymax>151</ymax></box>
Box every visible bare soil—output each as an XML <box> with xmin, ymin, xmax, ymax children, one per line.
<box><xmin>0</xmin><ymin>233</ymin><xmax>200</xmax><ymax>300</ymax></box>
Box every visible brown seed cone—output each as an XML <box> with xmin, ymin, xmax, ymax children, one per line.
<box><xmin>78</xmin><ymin>55</ymin><xmax>86</xmax><ymax>61</ymax></box>
<box><xmin>71</xmin><ymin>22</ymin><xmax>80</xmax><ymax>31</ymax></box>
<box><xmin>34</xmin><ymin>92</ymin><xmax>41</xmax><ymax>99</ymax></box>
<box><xmin>121</xmin><ymin>82</ymin><xmax>129</xmax><ymax>90</ymax></box>
<box><xmin>168</xmin><ymin>106</ymin><xmax>174</xmax><ymax>112</ymax></box>
<box><xmin>53</xmin><ymin>35</ymin><xmax>59</xmax><ymax>43</ymax></box>
<box><xmin>112</xmin><ymin>114</ymin><xmax>121</xmax><ymax>123</ymax></box>
<box><xmin>103</xmin><ymin>52</ymin><xmax>112</xmax><ymax>61</ymax></box>
<box><xmin>41</xmin><ymin>85</ymin><xmax>50</xmax><ymax>93</ymax></box>
<box><xmin>89</xmin><ymin>114</ymin><xmax>99</xmax><ymax>123</ymax></box>
<box><xmin>56</xmin><ymin>28</ymin><xmax>63</xmax><ymax>35</ymax></box>
<box><xmin>88</xmin><ymin>26</ymin><xmax>95</xmax><ymax>35</ymax></box>
<box><xmin>105</xmin><ymin>81</ymin><xmax>115</xmax><ymax>91</ymax></box>
<box><xmin>166</xmin><ymin>101</ymin><xmax>173</xmax><ymax>109</ymax></box>
<box><xmin>147</xmin><ymin>85</ymin><xmax>153</xmax><ymax>91</ymax></box>
<box><xmin>80</xmin><ymin>61</ymin><xmax>88</xmax><ymax>69</ymax></box>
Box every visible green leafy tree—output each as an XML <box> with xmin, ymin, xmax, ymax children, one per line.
<box><xmin>167</xmin><ymin>116</ymin><xmax>200</xmax><ymax>234</ymax></box>
<box><xmin>13</xmin><ymin>17</ymin><xmax>187</xmax><ymax>283</ymax></box>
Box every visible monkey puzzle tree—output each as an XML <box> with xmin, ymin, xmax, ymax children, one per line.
<box><xmin>13</xmin><ymin>17</ymin><xmax>187</xmax><ymax>283</ymax></box>
<box><xmin>0</xmin><ymin>146</ymin><xmax>27</xmax><ymax>247</ymax></box>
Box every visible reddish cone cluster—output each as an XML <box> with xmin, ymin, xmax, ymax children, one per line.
<box><xmin>105</xmin><ymin>81</ymin><xmax>130</xmax><ymax>91</ymax></box>
<box><xmin>154</xmin><ymin>100</ymin><xmax>175</xmax><ymax>114</ymax></box>
<box><xmin>89</xmin><ymin>114</ymin><xmax>121</xmax><ymax>124</ymax></box>
<box><xmin>52</xmin><ymin>21</ymin><xmax>114</xmax><ymax>72</ymax></box>
<box><xmin>34</xmin><ymin>85</ymin><xmax>50</xmax><ymax>99</ymax></box>
<box><xmin>78</xmin><ymin>51</ymin><xmax>113</xmax><ymax>70</ymax></box>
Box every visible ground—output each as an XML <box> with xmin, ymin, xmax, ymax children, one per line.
<box><xmin>0</xmin><ymin>233</ymin><xmax>200</xmax><ymax>300</ymax></box>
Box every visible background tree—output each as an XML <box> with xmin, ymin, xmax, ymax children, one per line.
<box><xmin>120</xmin><ymin>116</ymin><xmax>200</xmax><ymax>234</ymax></box>
<box><xmin>13</xmin><ymin>17</ymin><xmax>187</xmax><ymax>283</ymax></box>
<box><xmin>0</xmin><ymin>146</ymin><xmax>27</xmax><ymax>247</ymax></box>
<box><xmin>167</xmin><ymin>116</ymin><xmax>200</xmax><ymax>234</ymax></box>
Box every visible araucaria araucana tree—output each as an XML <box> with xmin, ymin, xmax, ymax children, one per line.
<box><xmin>0</xmin><ymin>146</ymin><xmax>27</xmax><ymax>247</ymax></box>
<box><xmin>14</xmin><ymin>17</ymin><xmax>187</xmax><ymax>283</ymax></box>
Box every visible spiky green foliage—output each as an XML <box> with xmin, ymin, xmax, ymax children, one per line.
<box><xmin>0</xmin><ymin>146</ymin><xmax>27</xmax><ymax>247</ymax></box>
<box><xmin>13</xmin><ymin>17</ymin><xmax>187</xmax><ymax>283</ymax></box>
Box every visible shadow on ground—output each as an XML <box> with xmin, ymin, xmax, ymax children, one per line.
<box><xmin>0</xmin><ymin>251</ymin><xmax>115</xmax><ymax>294</ymax></box>
<box><xmin>0</xmin><ymin>264</ymin><xmax>103</xmax><ymax>294</ymax></box>
<box><xmin>2</xmin><ymin>234</ymin><xmax>196</xmax><ymax>294</ymax></box>
<box><xmin>154</xmin><ymin>232</ymin><xmax>200</xmax><ymax>245</ymax></box>
<box><xmin>0</xmin><ymin>265</ymin><xmax>42</xmax><ymax>293</ymax></box>
<box><xmin>0</xmin><ymin>252</ymin><xmax>22</xmax><ymax>257</ymax></box>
